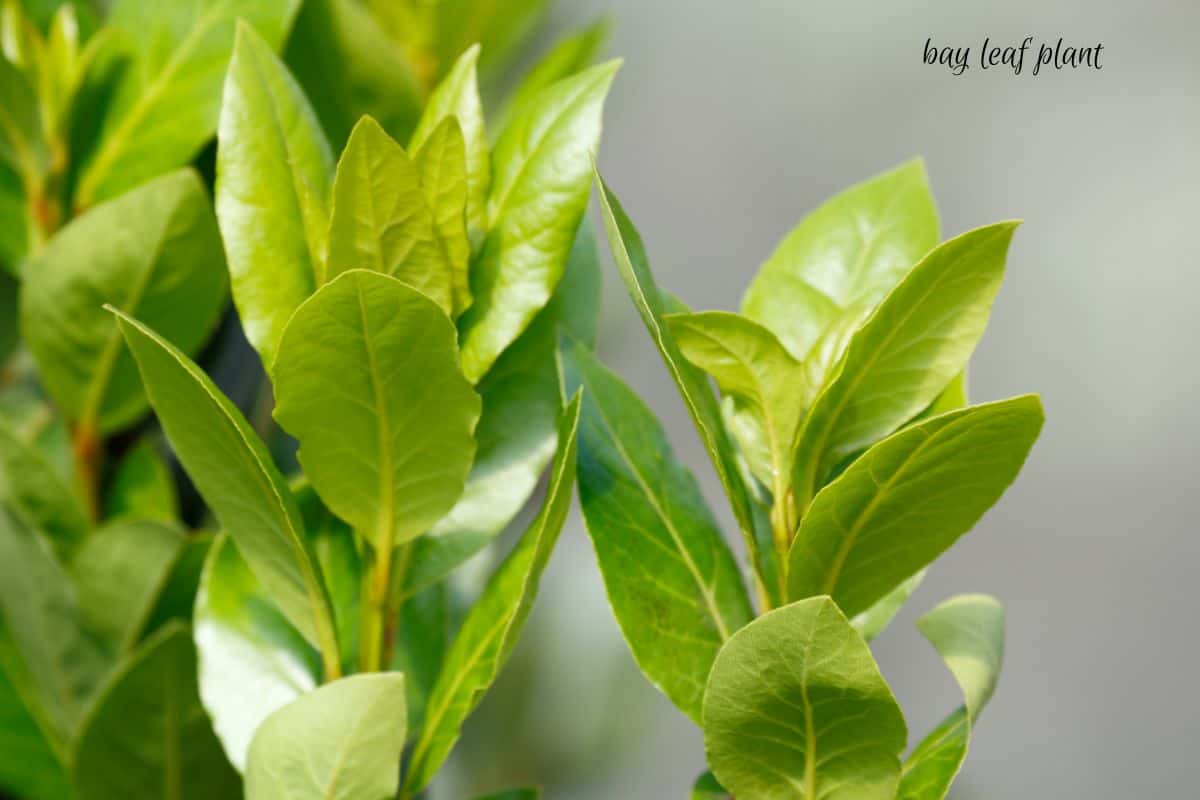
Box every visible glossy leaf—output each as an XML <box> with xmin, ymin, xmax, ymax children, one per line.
<box><xmin>792</xmin><ymin>222</ymin><xmax>1019</xmax><ymax>502</ymax></box>
<box><xmin>112</xmin><ymin>310</ymin><xmax>339</xmax><ymax>665</ymax></box>
<box><xmin>0</xmin><ymin>419</ymin><xmax>86</xmax><ymax>555</ymax></box>
<box><xmin>401</xmin><ymin>394</ymin><xmax>581</xmax><ymax>794</ymax></box>
<box><xmin>788</xmin><ymin>396</ymin><xmax>1043</xmax><ymax>616</ymax></box>
<box><xmin>326</xmin><ymin>117</ymin><xmax>454</xmax><ymax>313</ymax></box>
<box><xmin>21</xmin><ymin>169</ymin><xmax>227</xmax><ymax>434</ymax></box>
<box><xmin>562</xmin><ymin>338</ymin><xmax>752</xmax><ymax>723</ymax></box>
<box><xmin>414</xmin><ymin>116</ymin><xmax>471</xmax><ymax>315</ymax></box>
<box><xmin>273</xmin><ymin>269</ymin><xmax>479</xmax><ymax>548</ymax></box>
<box><xmin>458</xmin><ymin>61</ymin><xmax>618</xmax><ymax>381</ymax></box>
<box><xmin>898</xmin><ymin>595</ymin><xmax>1005</xmax><ymax>800</ymax></box>
<box><xmin>216</xmin><ymin>22</ymin><xmax>333</xmax><ymax>367</ymax></box>
<box><xmin>702</xmin><ymin>597</ymin><xmax>906</xmax><ymax>800</ymax></box>
<box><xmin>71</xmin><ymin>623</ymin><xmax>240</xmax><ymax>800</ymax></box>
<box><xmin>741</xmin><ymin>160</ymin><xmax>939</xmax><ymax>360</ymax></box>
<box><xmin>104</xmin><ymin>439</ymin><xmax>177</xmax><ymax>522</ymax></box>
<box><xmin>73</xmin><ymin>0</ymin><xmax>300</xmax><ymax>206</ymax></box>
<box><xmin>246</xmin><ymin>673</ymin><xmax>406</xmax><ymax>800</ymax></box>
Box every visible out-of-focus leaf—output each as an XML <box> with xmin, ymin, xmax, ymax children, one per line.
<box><xmin>432</xmin><ymin>0</ymin><xmax>549</xmax><ymax>86</ymax></box>
<box><xmin>390</xmin><ymin>581</ymin><xmax>446</xmax><ymax>737</ymax></box>
<box><xmin>0</xmin><ymin>645</ymin><xmax>67</xmax><ymax>799</ymax></box>
<box><xmin>0</xmin><ymin>161</ymin><xmax>27</xmax><ymax>276</ymax></box>
<box><xmin>216</xmin><ymin>22</ymin><xmax>333</xmax><ymax>367</ymax></box>
<box><xmin>472</xmin><ymin>790</ymin><xmax>540</xmax><ymax>800</ymax></box>
<box><xmin>0</xmin><ymin>419</ymin><xmax>86</xmax><ymax>555</ymax></box>
<box><xmin>690</xmin><ymin>772</ymin><xmax>730</xmax><ymax>800</ymax></box>
<box><xmin>702</xmin><ymin>597</ymin><xmax>906</xmax><ymax>800</ymax></box>
<box><xmin>71</xmin><ymin>623</ymin><xmax>240</xmax><ymax>800</ymax></box>
<box><xmin>414</xmin><ymin>116</ymin><xmax>471</xmax><ymax>315</ymax></box>
<box><xmin>104</xmin><ymin>439</ymin><xmax>177</xmax><ymax>521</ymax></box>
<box><xmin>21</xmin><ymin>169</ymin><xmax>227</xmax><ymax>434</ymax></box>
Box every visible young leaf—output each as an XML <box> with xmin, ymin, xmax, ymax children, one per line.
<box><xmin>702</xmin><ymin>597</ymin><xmax>907</xmax><ymax>800</ymax></box>
<box><xmin>216</xmin><ymin>22</ymin><xmax>333</xmax><ymax>367</ymax></box>
<box><xmin>273</xmin><ymin>269</ymin><xmax>480</xmax><ymax>549</ymax></box>
<box><xmin>898</xmin><ymin>595</ymin><xmax>1005</xmax><ymax>800</ymax></box>
<box><xmin>741</xmin><ymin>160</ymin><xmax>939</xmax><ymax>360</ymax></box>
<box><xmin>788</xmin><ymin>396</ymin><xmax>1043</xmax><ymax>616</ymax></box>
<box><xmin>414</xmin><ymin>116</ymin><xmax>471</xmax><ymax>315</ymax></box>
<box><xmin>245</xmin><ymin>673</ymin><xmax>407</xmax><ymax>800</ymax></box>
<box><xmin>104</xmin><ymin>439</ymin><xmax>178</xmax><ymax>522</ymax></box>
<box><xmin>410</xmin><ymin>44</ymin><xmax>488</xmax><ymax>247</ymax></box>
<box><xmin>401</xmin><ymin>394</ymin><xmax>581</xmax><ymax>794</ymax></box>
<box><xmin>71</xmin><ymin>623</ymin><xmax>240</xmax><ymax>800</ymax></box>
<box><xmin>458</xmin><ymin>61</ymin><xmax>619</xmax><ymax>381</ymax></box>
<box><xmin>326</xmin><ymin>117</ymin><xmax>455</xmax><ymax>313</ymax></box>
<box><xmin>792</xmin><ymin>222</ymin><xmax>1019</xmax><ymax>503</ymax></box>
<box><xmin>561</xmin><ymin>338</ymin><xmax>752</xmax><ymax>723</ymax></box>
<box><xmin>20</xmin><ymin>169</ymin><xmax>227</xmax><ymax>434</ymax></box>
<box><xmin>111</xmin><ymin>310</ymin><xmax>340</xmax><ymax>670</ymax></box>
<box><xmin>0</xmin><ymin>419</ymin><xmax>87</xmax><ymax>555</ymax></box>
<box><xmin>73</xmin><ymin>0</ymin><xmax>301</xmax><ymax>206</ymax></box>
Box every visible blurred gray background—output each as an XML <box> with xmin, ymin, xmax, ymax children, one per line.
<box><xmin>447</xmin><ymin>1</ymin><xmax>1200</xmax><ymax>797</ymax></box>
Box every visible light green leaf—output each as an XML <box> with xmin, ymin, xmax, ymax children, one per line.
<box><xmin>401</xmin><ymin>394</ymin><xmax>581</xmax><ymax>795</ymax></box>
<box><xmin>216</xmin><ymin>21</ymin><xmax>333</xmax><ymax>367</ymax></box>
<box><xmin>741</xmin><ymin>160</ymin><xmax>939</xmax><ymax>360</ymax></box>
<box><xmin>21</xmin><ymin>169</ymin><xmax>227</xmax><ymax>434</ymax></box>
<box><xmin>898</xmin><ymin>594</ymin><xmax>1005</xmax><ymax>800</ymax></box>
<box><xmin>73</xmin><ymin>0</ymin><xmax>300</xmax><ymax>206</ymax></box>
<box><xmin>458</xmin><ymin>61</ymin><xmax>618</xmax><ymax>382</ymax></box>
<box><xmin>691</xmin><ymin>771</ymin><xmax>730</xmax><ymax>800</ymax></box>
<box><xmin>246</xmin><ymin>672</ymin><xmax>406</xmax><ymax>800</ymax></box>
<box><xmin>788</xmin><ymin>396</ymin><xmax>1043</xmax><ymax>616</ymax></box>
<box><xmin>194</xmin><ymin>533</ymin><xmax>319</xmax><ymax>772</ymax></box>
<box><xmin>69</xmin><ymin>519</ymin><xmax>182</xmax><ymax>657</ymax></box>
<box><xmin>414</xmin><ymin>116</ymin><xmax>471</xmax><ymax>315</ymax></box>
<box><xmin>112</xmin><ymin>310</ymin><xmax>340</xmax><ymax>667</ymax></box>
<box><xmin>273</xmin><ymin>269</ymin><xmax>479</xmax><ymax>548</ymax></box>
<box><xmin>104</xmin><ymin>439</ymin><xmax>177</xmax><ymax>522</ymax></box>
<box><xmin>71</xmin><ymin>623</ymin><xmax>240</xmax><ymax>800</ymax></box>
<box><xmin>326</xmin><ymin>117</ymin><xmax>454</xmax><ymax>313</ymax></box>
<box><xmin>792</xmin><ymin>222</ymin><xmax>1019</xmax><ymax>503</ymax></box>
<box><xmin>702</xmin><ymin>596</ymin><xmax>906</xmax><ymax>800</ymax></box>
<box><xmin>410</xmin><ymin>44</ymin><xmax>488</xmax><ymax>248</ymax></box>
<box><xmin>561</xmin><ymin>338</ymin><xmax>752</xmax><ymax>723</ymax></box>
<box><xmin>852</xmin><ymin>569</ymin><xmax>926</xmax><ymax>642</ymax></box>
<box><xmin>0</xmin><ymin>419</ymin><xmax>86</xmax><ymax>555</ymax></box>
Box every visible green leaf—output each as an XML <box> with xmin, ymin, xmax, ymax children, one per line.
<box><xmin>293</xmin><ymin>479</ymin><xmax>361</xmax><ymax>673</ymax></box>
<box><xmin>691</xmin><ymin>772</ymin><xmax>730</xmax><ymax>800</ymax></box>
<box><xmin>414</xmin><ymin>116</ymin><xmax>471</xmax><ymax>315</ymax></box>
<box><xmin>851</xmin><ymin>569</ymin><xmax>926</xmax><ymax>642</ymax></box>
<box><xmin>112</xmin><ymin>310</ymin><xmax>340</xmax><ymax>667</ymax></box>
<box><xmin>792</xmin><ymin>222</ymin><xmax>1019</xmax><ymax>503</ymax></box>
<box><xmin>788</xmin><ymin>396</ymin><xmax>1043</xmax><ymax>616</ymax></box>
<box><xmin>273</xmin><ymin>269</ymin><xmax>479</xmax><ymax>549</ymax></box>
<box><xmin>326</xmin><ymin>117</ymin><xmax>454</xmax><ymax>314</ymax></box>
<box><xmin>430</xmin><ymin>0</ymin><xmax>549</xmax><ymax>85</ymax></box>
<box><xmin>389</xmin><ymin>582</ymin><xmax>446</xmax><ymax>736</ymax></box>
<box><xmin>21</xmin><ymin>169</ymin><xmax>227</xmax><ymax>434</ymax></box>
<box><xmin>401</xmin><ymin>393</ymin><xmax>581</xmax><ymax>794</ymax></box>
<box><xmin>0</xmin><ymin>419</ymin><xmax>87</xmax><ymax>556</ymax></box>
<box><xmin>104</xmin><ymin>439</ymin><xmax>178</xmax><ymax>522</ymax></box>
<box><xmin>0</xmin><ymin>52</ymin><xmax>44</xmax><ymax>205</ymax></box>
<box><xmin>69</xmin><ymin>519</ymin><xmax>182</xmax><ymax>657</ymax></box>
<box><xmin>216</xmin><ymin>21</ymin><xmax>333</xmax><ymax>367</ymax></box>
<box><xmin>561</xmin><ymin>337</ymin><xmax>752</xmax><ymax>723</ymax></box>
<box><xmin>458</xmin><ymin>61</ymin><xmax>619</xmax><ymax>382</ymax></box>
<box><xmin>0</xmin><ymin>649</ymin><xmax>68</xmax><ymax>800</ymax></box>
<box><xmin>0</xmin><ymin>267</ymin><xmax>16</xmax><ymax>356</ymax></box>
<box><xmin>741</xmin><ymin>160</ymin><xmax>939</xmax><ymax>360</ymax></box>
<box><xmin>71</xmin><ymin>623</ymin><xmax>240</xmax><ymax>800</ymax></box>
<box><xmin>73</xmin><ymin>0</ymin><xmax>301</xmax><ymax>206</ymax></box>
<box><xmin>246</xmin><ymin>672</ymin><xmax>406</xmax><ymax>800</ymax></box>
<box><xmin>137</xmin><ymin>533</ymin><xmax>213</xmax><ymax>641</ymax></box>
<box><xmin>194</xmin><ymin>533</ymin><xmax>319</xmax><ymax>772</ymax></box>
<box><xmin>410</xmin><ymin>44</ymin><xmax>488</xmax><ymax>249</ymax></box>
<box><xmin>702</xmin><ymin>596</ymin><xmax>906</xmax><ymax>800</ymax></box>
<box><xmin>898</xmin><ymin>594</ymin><xmax>1006</xmax><ymax>800</ymax></box>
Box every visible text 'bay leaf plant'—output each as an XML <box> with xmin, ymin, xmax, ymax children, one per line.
<box><xmin>572</xmin><ymin>161</ymin><xmax>1043</xmax><ymax>798</ymax></box>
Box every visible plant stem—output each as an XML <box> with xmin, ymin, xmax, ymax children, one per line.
<box><xmin>71</xmin><ymin>420</ymin><xmax>101</xmax><ymax>522</ymax></box>
<box><xmin>358</xmin><ymin>540</ymin><xmax>392</xmax><ymax>673</ymax></box>
<box><xmin>381</xmin><ymin>542</ymin><xmax>413</xmax><ymax>669</ymax></box>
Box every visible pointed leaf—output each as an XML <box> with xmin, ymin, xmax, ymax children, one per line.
<box><xmin>414</xmin><ymin>116</ymin><xmax>471</xmax><ymax>315</ymax></box>
<box><xmin>562</xmin><ymin>338</ymin><xmax>752</xmax><ymax>723</ymax></box>
<box><xmin>702</xmin><ymin>597</ymin><xmax>906</xmax><ymax>800</ymax></box>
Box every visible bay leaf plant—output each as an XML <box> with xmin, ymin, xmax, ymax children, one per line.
<box><xmin>568</xmin><ymin>161</ymin><xmax>1044</xmax><ymax>799</ymax></box>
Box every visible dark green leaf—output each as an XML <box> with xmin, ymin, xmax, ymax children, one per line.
<box><xmin>137</xmin><ymin>533</ymin><xmax>214</xmax><ymax>641</ymax></box>
<box><xmin>0</xmin><ymin>646</ymin><xmax>67</xmax><ymax>799</ymax></box>
<box><xmin>691</xmin><ymin>771</ymin><xmax>730</xmax><ymax>800</ymax></box>
<box><xmin>104</xmin><ymin>439</ymin><xmax>177</xmax><ymax>522</ymax></box>
<box><xmin>389</xmin><ymin>582</ymin><xmax>446</xmax><ymax>736</ymax></box>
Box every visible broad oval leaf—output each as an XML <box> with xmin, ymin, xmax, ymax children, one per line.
<box><xmin>273</xmin><ymin>269</ymin><xmax>479</xmax><ymax>549</ymax></box>
<box><xmin>414</xmin><ymin>116</ymin><xmax>471</xmax><ymax>315</ymax></box>
<box><xmin>112</xmin><ymin>310</ymin><xmax>339</xmax><ymax>666</ymax></box>
<box><xmin>562</xmin><ymin>338</ymin><xmax>752</xmax><ymax>723</ymax></box>
<box><xmin>702</xmin><ymin>596</ymin><xmax>906</xmax><ymax>800</ymax></box>
<box><xmin>72</xmin><ymin>0</ymin><xmax>300</xmax><ymax>206</ymax></box>
<box><xmin>20</xmin><ymin>169</ymin><xmax>227</xmax><ymax>434</ymax></box>
<box><xmin>741</xmin><ymin>159</ymin><xmax>939</xmax><ymax>360</ymax></box>
<box><xmin>0</xmin><ymin>419</ymin><xmax>87</xmax><ymax>556</ymax></box>
<box><xmin>246</xmin><ymin>673</ymin><xmax>406</xmax><ymax>800</ymax></box>
<box><xmin>401</xmin><ymin>394</ymin><xmax>581</xmax><ymax>795</ymax></box>
<box><xmin>71</xmin><ymin>623</ymin><xmax>240</xmax><ymax>800</ymax></box>
<box><xmin>458</xmin><ymin>61</ymin><xmax>619</xmax><ymax>381</ymax></box>
<box><xmin>792</xmin><ymin>222</ymin><xmax>1019</xmax><ymax>502</ymax></box>
<box><xmin>898</xmin><ymin>594</ymin><xmax>1005</xmax><ymax>800</ymax></box>
<box><xmin>216</xmin><ymin>22</ymin><xmax>333</xmax><ymax>367</ymax></box>
<box><xmin>788</xmin><ymin>396</ymin><xmax>1043</xmax><ymax>616</ymax></box>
